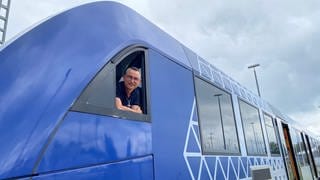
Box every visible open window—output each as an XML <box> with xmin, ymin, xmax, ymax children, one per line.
<box><xmin>71</xmin><ymin>46</ymin><xmax>150</xmax><ymax>121</ymax></box>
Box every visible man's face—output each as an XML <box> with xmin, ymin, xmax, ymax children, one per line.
<box><xmin>123</xmin><ymin>69</ymin><xmax>141</xmax><ymax>92</ymax></box>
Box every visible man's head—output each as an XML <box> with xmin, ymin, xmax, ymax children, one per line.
<box><xmin>123</xmin><ymin>67</ymin><xmax>141</xmax><ymax>92</ymax></box>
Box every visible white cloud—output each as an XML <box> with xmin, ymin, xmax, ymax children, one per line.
<box><xmin>291</xmin><ymin>109</ymin><xmax>320</xmax><ymax>136</ymax></box>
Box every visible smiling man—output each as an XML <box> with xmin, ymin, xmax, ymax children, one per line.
<box><xmin>115</xmin><ymin>67</ymin><xmax>142</xmax><ymax>114</ymax></box>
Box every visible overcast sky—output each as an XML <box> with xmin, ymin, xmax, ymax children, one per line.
<box><xmin>5</xmin><ymin>0</ymin><xmax>320</xmax><ymax>136</ymax></box>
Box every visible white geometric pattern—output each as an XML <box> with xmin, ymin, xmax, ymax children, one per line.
<box><xmin>184</xmin><ymin>100</ymin><xmax>287</xmax><ymax>180</ymax></box>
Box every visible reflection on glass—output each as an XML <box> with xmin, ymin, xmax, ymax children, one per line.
<box><xmin>239</xmin><ymin>100</ymin><xmax>266</xmax><ymax>155</ymax></box>
<box><xmin>291</xmin><ymin>129</ymin><xmax>312</xmax><ymax>179</ymax></box>
<box><xmin>264</xmin><ymin>114</ymin><xmax>280</xmax><ymax>155</ymax></box>
<box><xmin>215</xmin><ymin>93</ymin><xmax>226</xmax><ymax>150</ymax></box>
<box><xmin>195</xmin><ymin>77</ymin><xmax>240</xmax><ymax>154</ymax></box>
<box><xmin>310</xmin><ymin>138</ymin><xmax>320</xmax><ymax>176</ymax></box>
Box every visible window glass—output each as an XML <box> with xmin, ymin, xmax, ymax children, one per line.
<box><xmin>239</xmin><ymin>100</ymin><xmax>266</xmax><ymax>155</ymax></box>
<box><xmin>195</xmin><ymin>77</ymin><xmax>240</xmax><ymax>154</ymax></box>
<box><xmin>71</xmin><ymin>48</ymin><xmax>149</xmax><ymax>121</ymax></box>
<box><xmin>292</xmin><ymin>130</ymin><xmax>309</xmax><ymax>166</ymax></box>
<box><xmin>310</xmin><ymin>138</ymin><xmax>320</xmax><ymax>176</ymax></box>
<box><xmin>264</xmin><ymin>114</ymin><xmax>280</xmax><ymax>155</ymax></box>
<box><xmin>291</xmin><ymin>129</ymin><xmax>312</xmax><ymax>179</ymax></box>
<box><xmin>72</xmin><ymin>62</ymin><xmax>115</xmax><ymax>113</ymax></box>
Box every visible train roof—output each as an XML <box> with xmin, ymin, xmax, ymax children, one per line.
<box><xmin>0</xmin><ymin>1</ymin><xmax>288</xmax><ymax>120</ymax></box>
<box><xmin>0</xmin><ymin>1</ymin><xmax>307</xmax><ymax>178</ymax></box>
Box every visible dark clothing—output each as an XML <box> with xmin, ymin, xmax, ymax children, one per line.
<box><xmin>116</xmin><ymin>81</ymin><xmax>141</xmax><ymax>107</ymax></box>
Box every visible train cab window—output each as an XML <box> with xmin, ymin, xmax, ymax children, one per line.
<box><xmin>239</xmin><ymin>100</ymin><xmax>267</xmax><ymax>155</ymax></box>
<box><xmin>195</xmin><ymin>77</ymin><xmax>240</xmax><ymax>155</ymax></box>
<box><xmin>71</xmin><ymin>47</ymin><xmax>149</xmax><ymax>121</ymax></box>
<box><xmin>263</xmin><ymin>114</ymin><xmax>280</xmax><ymax>155</ymax></box>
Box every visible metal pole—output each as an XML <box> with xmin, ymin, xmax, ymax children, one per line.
<box><xmin>253</xmin><ymin>68</ymin><xmax>261</xmax><ymax>97</ymax></box>
<box><xmin>215</xmin><ymin>94</ymin><xmax>226</xmax><ymax>150</ymax></box>
<box><xmin>0</xmin><ymin>0</ymin><xmax>11</xmax><ymax>45</ymax></box>
<box><xmin>248</xmin><ymin>64</ymin><xmax>261</xmax><ymax>97</ymax></box>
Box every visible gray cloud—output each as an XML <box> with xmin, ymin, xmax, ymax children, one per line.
<box><xmin>146</xmin><ymin>0</ymin><xmax>320</xmax><ymax>133</ymax></box>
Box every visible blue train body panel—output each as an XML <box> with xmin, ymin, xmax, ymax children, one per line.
<box><xmin>0</xmin><ymin>1</ymin><xmax>317</xmax><ymax>180</ymax></box>
<box><xmin>34</xmin><ymin>155</ymin><xmax>154</xmax><ymax>180</ymax></box>
<box><xmin>148</xmin><ymin>49</ymin><xmax>195</xmax><ymax>179</ymax></box>
<box><xmin>38</xmin><ymin>112</ymin><xmax>152</xmax><ymax>173</ymax></box>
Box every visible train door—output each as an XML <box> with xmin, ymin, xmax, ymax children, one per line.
<box><xmin>304</xmin><ymin>134</ymin><xmax>318</xmax><ymax>179</ymax></box>
<box><xmin>148</xmin><ymin>48</ymin><xmax>196</xmax><ymax>179</ymax></box>
<box><xmin>291</xmin><ymin>129</ymin><xmax>314</xmax><ymax>179</ymax></box>
<box><xmin>278</xmin><ymin>122</ymin><xmax>299</xmax><ymax>180</ymax></box>
<box><xmin>307</xmin><ymin>136</ymin><xmax>320</xmax><ymax>178</ymax></box>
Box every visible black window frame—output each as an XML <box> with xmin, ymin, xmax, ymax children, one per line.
<box><xmin>71</xmin><ymin>45</ymin><xmax>151</xmax><ymax>122</ymax></box>
<box><xmin>238</xmin><ymin>98</ymin><xmax>267</xmax><ymax>156</ymax></box>
<box><xmin>194</xmin><ymin>75</ymin><xmax>241</xmax><ymax>156</ymax></box>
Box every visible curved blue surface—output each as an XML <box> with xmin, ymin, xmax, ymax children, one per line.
<box><xmin>38</xmin><ymin>112</ymin><xmax>152</xmax><ymax>172</ymax></box>
<box><xmin>34</xmin><ymin>155</ymin><xmax>154</xmax><ymax>180</ymax></box>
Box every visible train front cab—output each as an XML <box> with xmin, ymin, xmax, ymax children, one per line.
<box><xmin>276</xmin><ymin>118</ymin><xmax>320</xmax><ymax>180</ymax></box>
<box><xmin>32</xmin><ymin>43</ymin><xmax>196</xmax><ymax>179</ymax></box>
<box><xmin>33</xmin><ymin>46</ymin><xmax>154</xmax><ymax>179</ymax></box>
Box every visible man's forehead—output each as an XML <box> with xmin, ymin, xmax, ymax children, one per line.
<box><xmin>127</xmin><ymin>69</ymin><xmax>139</xmax><ymax>74</ymax></box>
<box><xmin>126</xmin><ymin>69</ymin><xmax>140</xmax><ymax>77</ymax></box>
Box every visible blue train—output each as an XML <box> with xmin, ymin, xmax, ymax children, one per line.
<box><xmin>0</xmin><ymin>1</ymin><xmax>319</xmax><ymax>179</ymax></box>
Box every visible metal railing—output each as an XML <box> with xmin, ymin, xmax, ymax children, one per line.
<box><xmin>0</xmin><ymin>0</ymin><xmax>11</xmax><ymax>45</ymax></box>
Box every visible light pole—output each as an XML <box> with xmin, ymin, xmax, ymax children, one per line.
<box><xmin>250</xmin><ymin>122</ymin><xmax>259</xmax><ymax>153</ymax></box>
<box><xmin>248</xmin><ymin>64</ymin><xmax>261</xmax><ymax>97</ymax></box>
<box><xmin>215</xmin><ymin>93</ymin><xmax>226</xmax><ymax>150</ymax></box>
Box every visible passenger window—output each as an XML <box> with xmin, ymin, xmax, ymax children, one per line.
<box><xmin>71</xmin><ymin>47</ymin><xmax>149</xmax><ymax>121</ymax></box>
<box><xmin>264</xmin><ymin>114</ymin><xmax>280</xmax><ymax>155</ymax></box>
<box><xmin>195</xmin><ymin>77</ymin><xmax>240</xmax><ymax>155</ymax></box>
<box><xmin>239</xmin><ymin>100</ymin><xmax>267</xmax><ymax>155</ymax></box>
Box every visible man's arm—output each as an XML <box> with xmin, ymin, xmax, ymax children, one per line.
<box><xmin>115</xmin><ymin>97</ymin><xmax>142</xmax><ymax>114</ymax></box>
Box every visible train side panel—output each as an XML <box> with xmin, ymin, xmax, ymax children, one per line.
<box><xmin>149</xmin><ymin>49</ymin><xmax>195</xmax><ymax>179</ymax></box>
<box><xmin>36</xmin><ymin>112</ymin><xmax>152</xmax><ymax>174</ymax></box>
<box><xmin>34</xmin><ymin>155</ymin><xmax>153</xmax><ymax>179</ymax></box>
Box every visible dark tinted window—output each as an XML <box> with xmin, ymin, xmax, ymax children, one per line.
<box><xmin>239</xmin><ymin>100</ymin><xmax>266</xmax><ymax>155</ymax></box>
<box><xmin>195</xmin><ymin>77</ymin><xmax>240</xmax><ymax>154</ymax></box>
<box><xmin>71</xmin><ymin>62</ymin><xmax>115</xmax><ymax>113</ymax></box>
<box><xmin>264</xmin><ymin>114</ymin><xmax>280</xmax><ymax>155</ymax></box>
